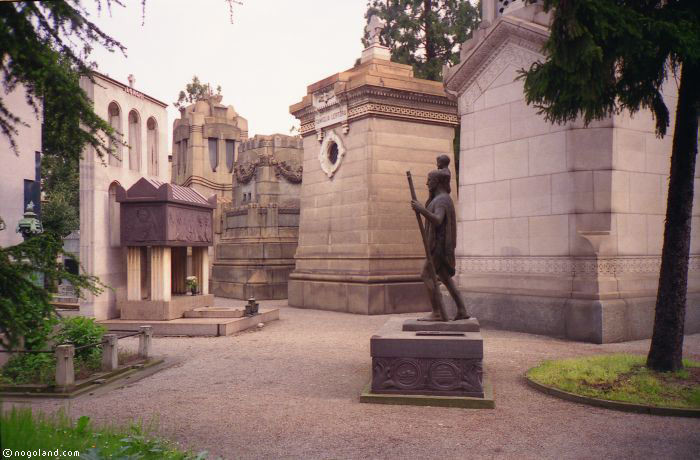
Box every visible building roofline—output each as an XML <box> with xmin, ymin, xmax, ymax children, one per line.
<box><xmin>91</xmin><ymin>71</ymin><xmax>169</xmax><ymax>108</ymax></box>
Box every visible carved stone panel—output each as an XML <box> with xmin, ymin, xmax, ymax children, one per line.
<box><xmin>371</xmin><ymin>357</ymin><xmax>484</xmax><ymax>397</ymax></box>
<box><xmin>166</xmin><ymin>206</ymin><xmax>213</xmax><ymax>245</ymax></box>
<box><xmin>121</xmin><ymin>204</ymin><xmax>166</xmax><ymax>245</ymax></box>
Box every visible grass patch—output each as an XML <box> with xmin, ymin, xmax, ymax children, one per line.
<box><xmin>0</xmin><ymin>407</ymin><xmax>211</xmax><ymax>459</ymax></box>
<box><xmin>527</xmin><ymin>354</ymin><xmax>700</xmax><ymax>409</ymax></box>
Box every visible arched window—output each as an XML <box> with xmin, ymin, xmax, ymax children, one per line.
<box><xmin>107</xmin><ymin>102</ymin><xmax>122</xmax><ymax>167</ymax></box>
<box><xmin>146</xmin><ymin>117</ymin><xmax>158</xmax><ymax>176</ymax></box>
<box><xmin>108</xmin><ymin>182</ymin><xmax>121</xmax><ymax>247</ymax></box>
<box><xmin>208</xmin><ymin>137</ymin><xmax>218</xmax><ymax>172</ymax></box>
<box><xmin>128</xmin><ymin>110</ymin><xmax>141</xmax><ymax>171</ymax></box>
<box><xmin>226</xmin><ymin>139</ymin><xmax>235</xmax><ymax>172</ymax></box>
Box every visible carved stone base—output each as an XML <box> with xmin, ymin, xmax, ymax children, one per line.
<box><xmin>370</xmin><ymin>317</ymin><xmax>484</xmax><ymax>398</ymax></box>
<box><xmin>118</xmin><ymin>294</ymin><xmax>214</xmax><ymax>321</ymax></box>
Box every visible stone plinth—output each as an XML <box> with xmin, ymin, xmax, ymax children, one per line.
<box><xmin>289</xmin><ymin>46</ymin><xmax>458</xmax><ymax>315</ymax></box>
<box><xmin>118</xmin><ymin>294</ymin><xmax>215</xmax><ymax>321</ymax></box>
<box><xmin>370</xmin><ymin>317</ymin><xmax>484</xmax><ymax>397</ymax></box>
<box><xmin>442</xmin><ymin>3</ymin><xmax>700</xmax><ymax>343</ymax></box>
<box><xmin>212</xmin><ymin>134</ymin><xmax>303</xmax><ymax>300</ymax></box>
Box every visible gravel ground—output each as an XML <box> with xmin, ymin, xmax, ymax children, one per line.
<box><xmin>20</xmin><ymin>300</ymin><xmax>700</xmax><ymax>460</ymax></box>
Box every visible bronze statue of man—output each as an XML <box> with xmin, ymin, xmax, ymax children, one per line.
<box><xmin>410</xmin><ymin>167</ymin><xmax>469</xmax><ymax>321</ymax></box>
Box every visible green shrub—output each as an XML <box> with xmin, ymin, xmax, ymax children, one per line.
<box><xmin>53</xmin><ymin>316</ymin><xmax>106</xmax><ymax>361</ymax></box>
<box><xmin>0</xmin><ymin>353</ymin><xmax>56</xmax><ymax>385</ymax></box>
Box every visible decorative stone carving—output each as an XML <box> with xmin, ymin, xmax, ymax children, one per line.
<box><xmin>318</xmin><ymin>129</ymin><xmax>346</xmax><ymax>178</ymax></box>
<box><xmin>234</xmin><ymin>160</ymin><xmax>258</xmax><ymax>184</ymax></box>
<box><xmin>372</xmin><ymin>357</ymin><xmax>483</xmax><ymax>396</ymax></box>
<box><xmin>274</xmin><ymin>160</ymin><xmax>303</xmax><ymax>183</ymax></box>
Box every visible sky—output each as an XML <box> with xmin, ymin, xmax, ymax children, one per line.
<box><xmin>86</xmin><ymin>0</ymin><xmax>369</xmax><ymax>150</ymax></box>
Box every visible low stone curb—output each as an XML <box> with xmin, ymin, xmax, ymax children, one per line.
<box><xmin>524</xmin><ymin>375</ymin><xmax>700</xmax><ymax>418</ymax></box>
<box><xmin>0</xmin><ymin>358</ymin><xmax>166</xmax><ymax>399</ymax></box>
<box><xmin>360</xmin><ymin>375</ymin><xmax>495</xmax><ymax>409</ymax></box>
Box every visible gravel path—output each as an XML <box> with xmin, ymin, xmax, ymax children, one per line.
<box><xmin>24</xmin><ymin>300</ymin><xmax>700</xmax><ymax>460</ymax></box>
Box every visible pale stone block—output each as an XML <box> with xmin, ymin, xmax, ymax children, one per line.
<box><xmin>494</xmin><ymin>139</ymin><xmax>528</xmax><ymax>180</ymax></box>
<box><xmin>494</xmin><ymin>217</ymin><xmax>529</xmax><ymax>256</ymax></box>
<box><xmin>510</xmin><ymin>101</ymin><xmax>554</xmax><ymax>140</ymax></box>
<box><xmin>474</xmin><ymin>105</ymin><xmax>510</xmax><ymax>147</ymax></box>
<box><xmin>529</xmin><ymin>132</ymin><xmax>566</xmax><ymax>175</ymax></box>
<box><xmin>529</xmin><ymin>215</ymin><xmax>569</xmax><ymax>256</ymax></box>
<box><xmin>569</xmin><ymin>213</ymin><xmax>617</xmax><ymax>256</ymax></box>
<box><xmin>483</xmin><ymin>81</ymin><xmax>524</xmax><ymax>108</ymax></box>
<box><xmin>459</xmin><ymin>184</ymin><xmax>476</xmax><ymax>221</ymax></box>
<box><xmin>475</xmin><ymin>180</ymin><xmax>510</xmax><ymax>219</ymax></box>
<box><xmin>647</xmin><ymin>214</ymin><xmax>665</xmax><ymax>255</ymax></box>
<box><xmin>566</xmin><ymin>128</ymin><xmax>613</xmax><ymax>170</ymax></box>
<box><xmin>511</xmin><ymin>175</ymin><xmax>551</xmax><ymax>217</ymax></box>
<box><xmin>692</xmin><ymin>216</ymin><xmax>700</xmax><ymax>254</ymax></box>
<box><xmin>551</xmin><ymin>171</ymin><xmax>594</xmax><ymax>214</ymax></box>
<box><xmin>460</xmin><ymin>219</ymin><xmax>494</xmax><ymax>256</ymax></box>
<box><xmin>460</xmin><ymin>118</ymin><xmax>475</xmax><ymax>150</ymax></box>
<box><xmin>461</xmin><ymin>145</ymin><xmax>494</xmax><ymax>184</ymax></box>
<box><xmin>617</xmin><ymin>214</ymin><xmax>648</xmax><ymax>255</ymax></box>
<box><xmin>55</xmin><ymin>344</ymin><xmax>75</xmax><ymax>388</ymax></box>
<box><xmin>139</xmin><ymin>325</ymin><xmax>152</xmax><ymax>359</ymax></box>
<box><xmin>614</xmin><ymin>129</ymin><xmax>646</xmax><ymax>172</ymax></box>
<box><xmin>593</xmin><ymin>170</ymin><xmax>630</xmax><ymax>212</ymax></box>
<box><xmin>629</xmin><ymin>172</ymin><xmax>663</xmax><ymax>214</ymax></box>
<box><xmin>102</xmin><ymin>334</ymin><xmax>118</xmax><ymax>371</ymax></box>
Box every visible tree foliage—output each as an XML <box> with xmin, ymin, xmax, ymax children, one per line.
<box><xmin>363</xmin><ymin>0</ymin><xmax>480</xmax><ymax>81</ymax></box>
<box><xmin>174</xmin><ymin>75</ymin><xmax>222</xmax><ymax>110</ymax></box>
<box><xmin>519</xmin><ymin>0</ymin><xmax>700</xmax><ymax>371</ymax></box>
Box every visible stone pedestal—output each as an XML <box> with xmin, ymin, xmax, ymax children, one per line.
<box><xmin>370</xmin><ymin>317</ymin><xmax>484</xmax><ymax>397</ymax></box>
<box><xmin>289</xmin><ymin>44</ymin><xmax>458</xmax><ymax>315</ymax></box>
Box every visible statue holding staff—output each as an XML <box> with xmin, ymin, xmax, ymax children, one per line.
<box><xmin>408</xmin><ymin>156</ymin><xmax>469</xmax><ymax>321</ymax></box>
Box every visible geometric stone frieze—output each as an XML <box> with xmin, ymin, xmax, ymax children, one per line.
<box><xmin>457</xmin><ymin>255</ymin><xmax>700</xmax><ymax>277</ymax></box>
<box><xmin>371</xmin><ymin>357</ymin><xmax>483</xmax><ymax>397</ymax></box>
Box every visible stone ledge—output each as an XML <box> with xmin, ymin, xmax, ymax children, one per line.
<box><xmin>360</xmin><ymin>375</ymin><xmax>494</xmax><ymax>409</ymax></box>
<box><xmin>524</xmin><ymin>376</ymin><xmax>700</xmax><ymax>418</ymax></box>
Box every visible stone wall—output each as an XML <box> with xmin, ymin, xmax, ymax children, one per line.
<box><xmin>443</xmin><ymin>4</ymin><xmax>700</xmax><ymax>342</ymax></box>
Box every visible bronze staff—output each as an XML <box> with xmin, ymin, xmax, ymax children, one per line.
<box><xmin>406</xmin><ymin>170</ymin><xmax>448</xmax><ymax>321</ymax></box>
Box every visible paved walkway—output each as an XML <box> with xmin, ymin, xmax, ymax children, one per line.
<box><xmin>25</xmin><ymin>301</ymin><xmax>700</xmax><ymax>459</ymax></box>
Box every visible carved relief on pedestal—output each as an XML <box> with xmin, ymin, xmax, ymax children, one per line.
<box><xmin>371</xmin><ymin>357</ymin><xmax>483</xmax><ymax>396</ymax></box>
<box><xmin>166</xmin><ymin>207</ymin><xmax>213</xmax><ymax>244</ymax></box>
<box><xmin>318</xmin><ymin>129</ymin><xmax>346</xmax><ymax>179</ymax></box>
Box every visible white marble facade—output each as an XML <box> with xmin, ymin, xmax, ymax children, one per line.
<box><xmin>443</xmin><ymin>2</ymin><xmax>700</xmax><ymax>342</ymax></box>
<box><xmin>79</xmin><ymin>73</ymin><xmax>169</xmax><ymax>320</ymax></box>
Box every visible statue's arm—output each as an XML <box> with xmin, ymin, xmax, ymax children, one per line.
<box><xmin>410</xmin><ymin>200</ymin><xmax>445</xmax><ymax>226</ymax></box>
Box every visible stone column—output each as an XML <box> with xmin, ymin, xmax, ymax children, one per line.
<box><xmin>192</xmin><ymin>247</ymin><xmax>209</xmax><ymax>295</ymax></box>
<box><xmin>139</xmin><ymin>325</ymin><xmax>153</xmax><ymax>359</ymax></box>
<box><xmin>171</xmin><ymin>246</ymin><xmax>188</xmax><ymax>295</ymax></box>
<box><xmin>126</xmin><ymin>247</ymin><xmax>142</xmax><ymax>301</ymax></box>
<box><xmin>55</xmin><ymin>344</ymin><xmax>75</xmax><ymax>388</ymax></box>
<box><xmin>101</xmin><ymin>334</ymin><xmax>118</xmax><ymax>371</ymax></box>
<box><xmin>150</xmin><ymin>246</ymin><xmax>172</xmax><ymax>301</ymax></box>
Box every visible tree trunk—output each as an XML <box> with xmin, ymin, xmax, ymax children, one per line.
<box><xmin>647</xmin><ymin>62</ymin><xmax>700</xmax><ymax>372</ymax></box>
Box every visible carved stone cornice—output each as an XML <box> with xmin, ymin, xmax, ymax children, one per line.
<box><xmin>443</xmin><ymin>15</ymin><xmax>549</xmax><ymax>98</ymax></box>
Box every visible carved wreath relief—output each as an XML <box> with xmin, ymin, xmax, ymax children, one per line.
<box><xmin>318</xmin><ymin>129</ymin><xmax>346</xmax><ymax>178</ymax></box>
<box><xmin>371</xmin><ymin>357</ymin><xmax>484</xmax><ymax>396</ymax></box>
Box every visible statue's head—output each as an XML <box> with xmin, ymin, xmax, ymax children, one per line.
<box><xmin>427</xmin><ymin>168</ymin><xmax>451</xmax><ymax>194</ymax></box>
<box><xmin>436</xmin><ymin>154</ymin><xmax>450</xmax><ymax>169</ymax></box>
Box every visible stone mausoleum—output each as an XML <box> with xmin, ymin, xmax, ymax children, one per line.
<box><xmin>289</xmin><ymin>32</ymin><xmax>458</xmax><ymax>314</ymax></box>
<box><xmin>211</xmin><ymin>134</ymin><xmax>303</xmax><ymax>299</ymax></box>
<box><xmin>115</xmin><ymin>178</ymin><xmax>216</xmax><ymax>320</ymax></box>
<box><xmin>443</xmin><ymin>0</ymin><xmax>700</xmax><ymax>342</ymax></box>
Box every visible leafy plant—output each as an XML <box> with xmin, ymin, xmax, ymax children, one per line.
<box><xmin>53</xmin><ymin>316</ymin><xmax>107</xmax><ymax>361</ymax></box>
<box><xmin>1</xmin><ymin>408</ymin><xmax>209</xmax><ymax>459</ymax></box>
<box><xmin>174</xmin><ymin>75</ymin><xmax>222</xmax><ymax>110</ymax></box>
<box><xmin>0</xmin><ymin>353</ymin><xmax>56</xmax><ymax>385</ymax></box>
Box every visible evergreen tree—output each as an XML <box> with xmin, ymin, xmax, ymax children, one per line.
<box><xmin>363</xmin><ymin>0</ymin><xmax>480</xmax><ymax>82</ymax></box>
<box><xmin>519</xmin><ymin>0</ymin><xmax>700</xmax><ymax>371</ymax></box>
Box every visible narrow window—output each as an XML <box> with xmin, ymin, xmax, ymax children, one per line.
<box><xmin>226</xmin><ymin>139</ymin><xmax>235</xmax><ymax>172</ymax></box>
<box><xmin>147</xmin><ymin>117</ymin><xmax>158</xmax><ymax>176</ymax></box>
<box><xmin>128</xmin><ymin>110</ymin><xmax>141</xmax><ymax>171</ymax></box>
<box><xmin>108</xmin><ymin>102</ymin><xmax>122</xmax><ymax>166</ymax></box>
<box><xmin>208</xmin><ymin>138</ymin><xmax>218</xmax><ymax>172</ymax></box>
